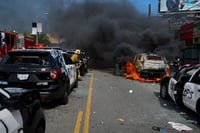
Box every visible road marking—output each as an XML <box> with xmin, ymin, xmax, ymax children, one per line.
<box><xmin>74</xmin><ymin>111</ymin><xmax>83</xmax><ymax>133</ymax></box>
<box><xmin>83</xmin><ymin>72</ymin><xmax>94</xmax><ymax>133</ymax></box>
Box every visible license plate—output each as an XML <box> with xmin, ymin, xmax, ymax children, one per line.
<box><xmin>17</xmin><ymin>74</ymin><xmax>29</xmax><ymax>80</ymax></box>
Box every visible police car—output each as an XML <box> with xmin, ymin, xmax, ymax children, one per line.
<box><xmin>160</xmin><ymin>64</ymin><xmax>200</xmax><ymax>121</ymax></box>
<box><xmin>0</xmin><ymin>49</ymin><xmax>78</xmax><ymax>104</ymax></box>
<box><xmin>0</xmin><ymin>87</ymin><xmax>45</xmax><ymax>133</ymax></box>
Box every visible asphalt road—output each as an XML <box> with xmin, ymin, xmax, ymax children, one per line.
<box><xmin>44</xmin><ymin>69</ymin><xmax>200</xmax><ymax>133</ymax></box>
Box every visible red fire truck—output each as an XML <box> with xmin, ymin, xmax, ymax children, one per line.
<box><xmin>0</xmin><ymin>30</ymin><xmax>36</xmax><ymax>58</ymax></box>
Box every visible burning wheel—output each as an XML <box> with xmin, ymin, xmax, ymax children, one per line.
<box><xmin>160</xmin><ymin>83</ymin><xmax>169</xmax><ymax>100</ymax></box>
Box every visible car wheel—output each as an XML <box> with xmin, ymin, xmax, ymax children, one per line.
<box><xmin>160</xmin><ymin>83</ymin><xmax>169</xmax><ymax>100</ymax></box>
<box><xmin>60</xmin><ymin>83</ymin><xmax>69</xmax><ymax>105</ymax></box>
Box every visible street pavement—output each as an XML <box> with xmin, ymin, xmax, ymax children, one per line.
<box><xmin>44</xmin><ymin>69</ymin><xmax>200</xmax><ymax>133</ymax></box>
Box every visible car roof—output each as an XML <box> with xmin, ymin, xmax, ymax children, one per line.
<box><xmin>8</xmin><ymin>49</ymin><xmax>62</xmax><ymax>58</ymax></box>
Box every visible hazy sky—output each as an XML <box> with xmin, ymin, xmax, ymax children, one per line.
<box><xmin>0</xmin><ymin>0</ymin><xmax>159</xmax><ymax>32</ymax></box>
<box><xmin>131</xmin><ymin>0</ymin><xmax>158</xmax><ymax>15</ymax></box>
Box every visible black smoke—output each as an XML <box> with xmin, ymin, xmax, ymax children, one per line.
<box><xmin>48</xmin><ymin>0</ymin><xmax>183</xmax><ymax>68</ymax></box>
<box><xmin>0</xmin><ymin>0</ymin><xmax>183</xmax><ymax>68</ymax></box>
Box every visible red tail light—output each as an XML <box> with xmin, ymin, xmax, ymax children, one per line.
<box><xmin>50</xmin><ymin>69</ymin><xmax>61</xmax><ymax>79</ymax></box>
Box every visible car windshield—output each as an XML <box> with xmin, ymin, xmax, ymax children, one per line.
<box><xmin>147</xmin><ymin>56</ymin><xmax>162</xmax><ymax>60</ymax></box>
<box><xmin>4</xmin><ymin>55</ymin><xmax>51</xmax><ymax>66</ymax></box>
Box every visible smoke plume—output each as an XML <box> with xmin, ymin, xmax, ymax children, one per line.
<box><xmin>48</xmin><ymin>0</ymin><xmax>183</xmax><ymax>68</ymax></box>
<box><xmin>0</xmin><ymin>0</ymin><xmax>183</xmax><ymax>68</ymax></box>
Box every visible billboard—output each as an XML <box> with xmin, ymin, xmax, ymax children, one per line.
<box><xmin>159</xmin><ymin>0</ymin><xmax>200</xmax><ymax>13</ymax></box>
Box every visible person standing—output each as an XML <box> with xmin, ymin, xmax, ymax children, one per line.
<box><xmin>71</xmin><ymin>49</ymin><xmax>81</xmax><ymax>80</ymax></box>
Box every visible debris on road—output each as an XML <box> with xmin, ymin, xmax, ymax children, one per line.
<box><xmin>129</xmin><ymin>90</ymin><xmax>133</xmax><ymax>93</ymax></box>
<box><xmin>118</xmin><ymin>118</ymin><xmax>125</xmax><ymax>122</ymax></box>
<box><xmin>152</xmin><ymin>126</ymin><xmax>167</xmax><ymax>133</ymax></box>
<box><xmin>187</xmin><ymin>120</ymin><xmax>198</xmax><ymax>125</ymax></box>
<box><xmin>168</xmin><ymin>122</ymin><xmax>192</xmax><ymax>131</ymax></box>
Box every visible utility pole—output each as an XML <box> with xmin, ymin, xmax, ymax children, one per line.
<box><xmin>148</xmin><ymin>4</ymin><xmax>151</xmax><ymax>19</ymax></box>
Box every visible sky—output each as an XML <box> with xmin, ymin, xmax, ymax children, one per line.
<box><xmin>0</xmin><ymin>0</ymin><xmax>183</xmax><ymax>67</ymax></box>
<box><xmin>0</xmin><ymin>0</ymin><xmax>159</xmax><ymax>32</ymax></box>
<box><xmin>131</xmin><ymin>0</ymin><xmax>158</xmax><ymax>15</ymax></box>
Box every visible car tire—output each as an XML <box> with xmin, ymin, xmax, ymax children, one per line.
<box><xmin>160</xmin><ymin>83</ymin><xmax>169</xmax><ymax>100</ymax></box>
<box><xmin>60</xmin><ymin>83</ymin><xmax>69</xmax><ymax>105</ymax></box>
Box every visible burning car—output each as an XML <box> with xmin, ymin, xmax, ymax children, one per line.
<box><xmin>133</xmin><ymin>53</ymin><xmax>169</xmax><ymax>79</ymax></box>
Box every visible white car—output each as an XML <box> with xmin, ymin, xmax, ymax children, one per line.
<box><xmin>160</xmin><ymin>64</ymin><xmax>200</xmax><ymax>121</ymax></box>
<box><xmin>182</xmin><ymin>67</ymin><xmax>200</xmax><ymax>116</ymax></box>
<box><xmin>0</xmin><ymin>87</ymin><xmax>45</xmax><ymax>133</ymax></box>
<box><xmin>133</xmin><ymin>53</ymin><xmax>168</xmax><ymax>78</ymax></box>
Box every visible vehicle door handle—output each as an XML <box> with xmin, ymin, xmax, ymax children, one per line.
<box><xmin>198</xmin><ymin>90</ymin><xmax>200</xmax><ymax>92</ymax></box>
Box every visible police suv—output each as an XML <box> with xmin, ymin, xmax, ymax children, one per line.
<box><xmin>160</xmin><ymin>64</ymin><xmax>200</xmax><ymax>121</ymax></box>
<box><xmin>0</xmin><ymin>49</ymin><xmax>78</xmax><ymax>104</ymax></box>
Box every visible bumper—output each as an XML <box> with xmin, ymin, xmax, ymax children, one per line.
<box><xmin>39</xmin><ymin>85</ymin><xmax>63</xmax><ymax>102</ymax></box>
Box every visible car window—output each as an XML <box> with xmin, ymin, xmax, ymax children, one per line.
<box><xmin>147</xmin><ymin>56</ymin><xmax>162</xmax><ymax>60</ymax></box>
<box><xmin>190</xmin><ymin>70</ymin><xmax>200</xmax><ymax>84</ymax></box>
<box><xmin>3</xmin><ymin>54</ymin><xmax>52</xmax><ymax>66</ymax></box>
<box><xmin>63</xmin><ymin>54</ymin><xmax>73</xmax><ymax>64</ymax></box>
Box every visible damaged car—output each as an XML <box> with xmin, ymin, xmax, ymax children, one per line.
<box><xmin>133</xmin><ymin>53</ymin><xmax>168</xmax><ymax>78</ymax></box>
<box><xmin>160</xmin><ymin>64</ymin><xmax>200</xmax><ymax>122</ymax></box>
<box><xmin>160</xmin><ymin>64</ymin><xmax>199</xmax><ymax>105</ymax></box>
<box><xmin>0</xmin><ymin>49</ymin><xmax>78</xmax><ymax>104</ymax></box>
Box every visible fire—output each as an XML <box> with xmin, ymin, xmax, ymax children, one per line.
<box><xmin>124</xmin><ymin>61</ymin><xmax>170</xmax><ymax>82</ymax></box>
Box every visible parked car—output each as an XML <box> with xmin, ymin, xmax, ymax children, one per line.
<box><xmin>160</xmin><ymin>64</ymin><xmax>200</xmax><ymax>105</ymax></box>
<box><xmin>0</xmin><ymin>87</ymin><xmax>45</xmax><ymax>133</ymax></box>
<box><xmin>182</xmin><ymin>67</ymin><xmax>200</xmax><ymax>119</ymax></box>
<box><xmin>133</xmin><ymin>53</ymin><xmax>168</xmax><ymax>78</ymax></box>
<box><xmin>0</xmin><ymin>49</ymin><xmax>78</xmax><ymax>104</ymax></box>
<box><xmin>65</xmin><ymin>49</ymin><xmax>89</xmax><ymax>76</ymax></box>
<box><xmin>160</xmin><ymin>64</ymin><xmax>200</xmax><ymax>122</ymax></box>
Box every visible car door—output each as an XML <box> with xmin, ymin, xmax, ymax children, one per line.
<box><xmin>0</xmin><ymin>108</ymin><xmax>23</xmax><ymax>133</ymax></box>
<box><xmin>168</xmin><ymin>77</ymin><xmax>177</xmax><ymax>102</ymax></box>
<box><xmin>168</xmin><ymin>66</ymin><xmax>190</xmax><ymax>103</ymax></box>
<box><xmin>62</xmin><ymin>53</ymin><xmax>77</xmax><ymax>86</ymax></box>
<box><xmin>183</xmin><ymin>69</ymin><xmax>200</xmax><ymax>112</ymax></box>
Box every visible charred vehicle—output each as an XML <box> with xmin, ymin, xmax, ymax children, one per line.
<box><xmin>0</xmin><ymin>49</ymin><xmax>78</xmax><ymax>104</ymax></box>
<box><xmin>0</xmin><ymin>87</ymin><xmax>45</xmax><ymax>133</ymax></box>
<box><xmin>133</xmin><ymin>53</ymin><xmax>168</xmax><ymax>78</ymax></box>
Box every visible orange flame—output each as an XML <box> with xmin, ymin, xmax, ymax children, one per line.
<box><xmin>124</xmin><ymin>61</ymin><xmax>170</xmax><ymax>82</ymax></box>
